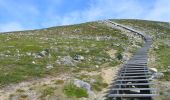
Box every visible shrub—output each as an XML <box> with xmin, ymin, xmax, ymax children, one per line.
<box><xmin>116</xmin><ymin>53</ymin><xmax>122</xmax><ymax>60</ymax></box>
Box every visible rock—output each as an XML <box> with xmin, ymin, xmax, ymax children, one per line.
<box><xmin>32</xmin><ymin>61</ymin><xmax>36</xmax><ymax>64</ymax></box>
<box><xmin>90</xmin><ymin>79</ymin><xmax>96</xmax><ymax>83</ymax></box>
<box><xmin>95</xmin><ymin>65</ymin><xmax>99</xmax><ymax>68</ymax></box>
<box><xmin>26</xmin><ymin>52</ymin><xmax>32</xmax><ymax>56</ymax></box>
<box><xmin>122</xmin><ymin>54</ymin><xmax>129</xmax><ymax>61</ymax></box>
<box><xmin>40</xmin><ymin>49</ymin><xmax>49</xmax><ymax>56</ymax></box>
<box><xmin>7</xmin><ymin>46</ymin><xmax>15</xmax><ymax>48</ymax></box>
<box><xmin>74</xmin><ymin>79</ymin><xmax>96</xmax><ymax>98</ymax></box>
<box><xmin>168</xmin><ymin>66</ymin><xmax>170</xmax><ymax>69</ymax></box>
<box><xmin>58</xmin><ymin>56</ymin><xmax>75</xmax><ymax>66</ymax></box>
<box><xmin>34</xmin><ymin>49</ymin><xmax>50</xmax><ymax>58</ymax></box>
<box><xmin>164</xmin><ymin>40</ymin><xmax>170</xmax><ymax>47</ymax></box>
<box><xmin>74</xmin><ymin>79</ymin><xmax>91</xmax><ymax>92</ymax></box>
<box><xmin>112</xmin><ymin>43</ymin><xmax>120</xmax><ymax>47</ymax></box>
<box><xmin>149</xmin><ymin>68</ymin><xmax>158</xmax><ymax>73</ymax></box>
<box><xmin>96</xmin><ymin>37</ymin><xmax>100</xmax><ymax>41</ymax></box>
<box><xmin>11</xmin><ymin>95</ymin><xmax>20</xmax><ymax>100</ymax></box>
<box><xmin>151</xmin><ymin>72</ymin><xmax>164</xmax><ymax>79</ymax></box>
<box><xmin>85</xmin><ymin>49</ymin><xmax>90</xmax><ymax>53</ymax></box>
<box><xmin>74</xmin><ymin>55</ymin><xmax>85</xmax><ymax>61</ymax></box>
<box><xmin>0</xmin><ymin>53</ymin><xmax>5</xmax><ymax>57</ymax></box>
<box><xmin>46</xmin><ymin>64</ymin><xmax>53</xmax><ymax>69</ymax></box>
<box><xmin>53</xmin><ymin>48</ymin><xmax>59</xmax><ymax>52</ymax></box>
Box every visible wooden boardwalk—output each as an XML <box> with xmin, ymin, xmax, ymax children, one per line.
<box><xmin>107</xmin><ymin>21</ymin><xmax>158</xmax><ymax>100</ymax></box>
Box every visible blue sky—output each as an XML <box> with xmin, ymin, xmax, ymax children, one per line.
<box><xmin>0</xmin><ymin>0</ymin><xmax>170</xmax><ymax>32</ymax></box>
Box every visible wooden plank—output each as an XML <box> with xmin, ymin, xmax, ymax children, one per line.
<box><xmin>111</xmin><ymin>88</ymin><xmax>156</xmax><ymax>91</ymax></box>
<box><xmin>118</xmin><ymin>75</ymin><xmax>150</xmax><ymax>78</ymax></box>
<box><xmin>116</xmin><ymin>79</ymin><xmax>152</xmax><ymax>82</ymax></box>
<box><xmin>121</xmin><ymin>70</ymin><xmax>149</xmax><ymax>73</ymax></box>
<box><xmin>115</xmin><ymin>83</ymin><xmax>154</xmax><ymax>86</ymax></box>
<box><xmin>108</xmin><ymin>94</ymin><xmax>158</xmax><ymax>97</ymax></box>
<box><xmin>119</xmin><ymin>72</ymin><xmax>152</xmax><ymax>75</ymax></box>
<box><xmin>123</xmin><ymin>68</ymin><xmax>148</xmax><ymax>70</ymax></box>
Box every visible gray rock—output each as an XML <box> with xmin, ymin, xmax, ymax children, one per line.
<box><xmin>112</xmin><ymin>43</ymin><xmax>120</xmax><ymax>47</ymax></box>
<box><xmin>168</xmin><ymin>66</ymin><xmax>170</xmax><ymax>69</ymax></box>
<box><xmin>46</xmin><ymin>64</ymin><xmax>53</xmax><ymax>69</ymax></box>
<box><xmin>11</xmin><ymin>95</ymin><xmax>20</xmax><ymax>100</ymax></box>
<box><xmin>26</xmin><ymin>52</ymin><xmax>32</xmax><ymax>56</ymax></box>
<box><xmin>34</xmin><ymin>49</ymin><xmax>50</xmax><ymax>58</ymax></box>
<box><xmin>58</xmin><ymin>56</ymin><xmax>75</xmax><ymax>66</ymax></box>
<box><xmin>122</xmin><ymin>54</ymin><xmax>129</xmax><ymax>61</ymax></box>
<box><xmin>40</xmin><ymin>49</ymin><xmax>49</xmax><ymax>57</ymax></box>
<box><xmin>152</xmin><ymin>72</ymin><xmax>164</xmax><ymax>79</ymax></box>
<box><xmin>74</xmin><ymin>79</ymin><xmax>96</xmax><ymax>98</ymax></box>
<box><xmin>90</xmin><ymin>79</ymin><xmax>96</xmax><ymax>83</ymax></box>
<box><xmin>74</xmin><ymin>55</ymin><xmax>85</xmax><ymax>61</ymax></box>
<box><xmin>74</xmin><ymin>79</ymin><xmax>91</xmax><ymax>92</ymax></box>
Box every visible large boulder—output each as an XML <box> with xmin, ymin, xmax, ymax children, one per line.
<box><xmin>57</xmin><ymin>56</ymin><xmax>75</xmax><ymax>66</ymax></box>
<box><xmin>74</xmin><ymin>79</ymin><xmax>91</xmax><ymax>92</ymax></box>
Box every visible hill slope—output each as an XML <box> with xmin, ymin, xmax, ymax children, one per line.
<box><xmin>0</xmin><ymin>19</ymin><xmax>169</xmax><ymax>99</ymax></box>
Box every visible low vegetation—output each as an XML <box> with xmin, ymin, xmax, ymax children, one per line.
<box><xmin>63</xmin><ymin>82</ymin><xmax>88</xmax><ymax>98</ymax></box>
<box><xmin>40</xmin><ymin>86</ymin><xmax>56</xmax><ymax>98</ymax></box>
<box><xmin>0</xmin><ymin>21</ymin><xmax>135</xmax><ymax>86</ymax></box>
<box><xmin>1</xmin><ymin>19</ymin><xmax>164</xmax><ymax>99</ymax></box>
<box><xmin>91</xmin><ymin>75</ymin><xmax>108</xmax><ymax>91</ymax></box>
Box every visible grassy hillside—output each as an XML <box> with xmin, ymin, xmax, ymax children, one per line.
<box><xmin>0</xmin><ymin>21</ymin><xmax>138</xmax><ymax>86</ymax></box>
<box><xmin>0</xmin><ymin>19</ymin><xmax>169</xmax><ymax>99</ymax></box>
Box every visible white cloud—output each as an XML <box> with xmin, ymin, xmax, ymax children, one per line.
<box><xmin>48</xmin><ymin>0</ymin><xmax>170</xmax><ymax>26</ymax></box>
<box><xmin>0</xmin><ymin>22</ymin><xmax>24</xmax><ymax>32</ymax></box>
<box><xmin>42</xmin><ymin>0</ymin><xmax>147</xmax><ymax>26</ymax></box>
<box><xmin>145</xmin><ymin>0</ymin><xmax>170</xmax><ymax>22</ymax></box>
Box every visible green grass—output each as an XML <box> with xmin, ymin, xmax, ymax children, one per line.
<box><xmin>63</xmin><ymin>83</ymin><xmax>88</xmax><ymax>98</ymax></box>
<box><xmin>0</xmin><ymin>20</ymin><xmax>140</xmax><ymax>86</ymax></box>
<box><xmin>91</xmin><ymin>75</ymin><xmax>108</xmax><ymax>91</ymax></box>
<box><xmin>109</xmin><ymin>60</ymin><xmax>120</xmax><ymax>66</ymax></box>
<box><xmin>155</xmin><ymin>44</ymin><xmax>170</xmax><ymax>81</ymax></box>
